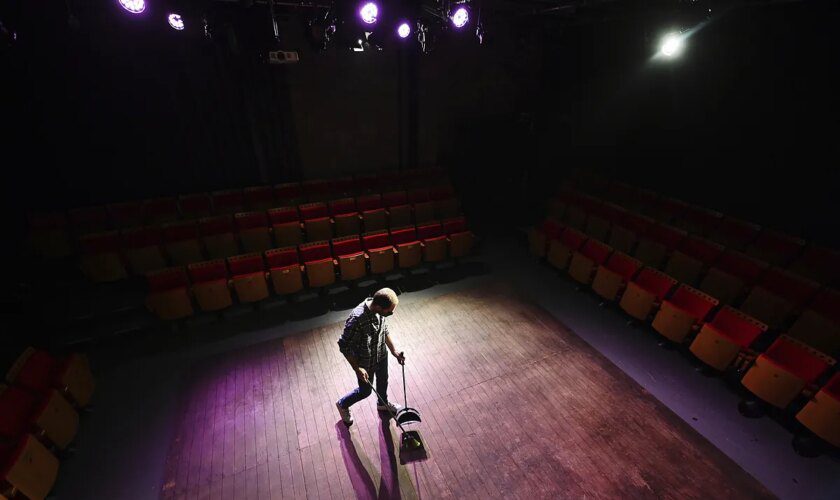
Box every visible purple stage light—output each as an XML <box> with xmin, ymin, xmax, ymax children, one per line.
<box><xmin>397</xmin><ymin>22</ymin><xmax>411</xmax><ymax>39</ymax></box>
<box><xmin>450</xmin><ymin>7</ymin><xmax>469</xmax><ymax>29</ymax></box>
<box><xmin>118</xmin><ymin>0</ymin><xmax>145</xmax><ymax>14</ymax></box>
<box><xmin>359</xmin><ymin>2</ymin><xmax>379</xmax><ymax>25</ymax></box>
<box><xmin>168</xmin><ymin>14</ymin><xmax>185</xmax><ymax>31</ymax></box>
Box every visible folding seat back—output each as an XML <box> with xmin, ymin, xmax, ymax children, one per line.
<box><xmin>664</xmin><ymin>236</ymin><xmax>724</xmax><ymax>286</ymax></box>
<box><xmin>353</xmin><ymin>173</ymin><xmax>381</xmax><ymax>195</ymax></box>
<box><xmin>267</xmin><ymin>206</ymin><xmax>300</xmax><ymax>224</ymax></box>
<box><xmin>604</xmin><ymin>252</ymin><xmax>642</xmax><ymax>281</ymax></box>
<box><xmin>384</xmin><ymin>191</ymin><xmax>412</xmax><ymax>228</ymax></box>
<box><xmin>633</xmin><ymin>224</ymin><xmax>685</xmax><ymax>268</ymax></box>
<box><xmin>382</xmin><ymin>191</ymin><xmax>409</xmax><ymax>208</ymax></box>
<box><xmin>690</xmin><ymin>306</ymin><xmax>768</xmax><ymax>371</ymax></box>
<box><xmin>235</xmin><ymin>211</ymin><xmax>272</xmax><ymax>253</ymax></box>
<box><xmin>163</xmin><ymin>221</ymin><xmax>204</xmax><ymax>265</ymax></box>
<box><xmin>635</xmin><ymin>268</ymin><xmax>677</xmax><ymax>301</ymax></box>
<box><xmin>78</xmin><ymin>231</ymin><xmax>127</xmax><ymax>282</ymax></box>
<box><xmin>417</xmin><ymin>222</ymin><xmax>447</xmax><ymax>262</ymax></box>
<box><xmin>302</xmin><ymin>179</ymin><xmax>330</xmax><ymax>201</ymax></box>
<box><xmin>529</xmin><ymin>217</ymin><xmax>563</xmax><ymax>257</ymax></box>
<box><xmin>652</xmin><ymin>284</ymin><xmax>719</xmax><ymax>343</ymax></box>
<box><xmin>391</xmin><ymin>227</ymin><xmax>418</xmax><ymax>246</ymax></box>
<box><xmin>742</xmin><ymin>336</ymin><xmax>835</xmax><ymax>409</ymax></box>
<box><xmin>107</xmin><ymin>201</ymin><xmax>144</xmax><ymax>228</ymax></box>
<box><xmin>678</xmin><ymin>205</ymin><xmax>722</xmax><ymax>236</ymax></box>
<box><xmin>69</xmin><ymin>206</ymin><xmax>110</xmax><ymax>235</ymax></box>
<box><xmin>145</xmin><ymin>267</ymin><xmax>193</xmax><ymax>320</ymax></box>
<box><xmin>211</xmin><ymin>189</ymin><xmax>245</xmax><ymax>214</ymax></box>
<box><xmin>329</xmin><ymin>197</ymin><xmax>357</xmax><ymax>217</ymax></box>
<box><xmin>413</xmin><ymin>200</ymin><xmax>437</xmax><ymax>225</ymax></box>
<box><xmin>227</xmin><ymin>253</ymin><xmax>269</xmax><ymax>303</ymax></box>
<box><xmin>0</xmin><ymin>383</ymin><xmax>79</xmax><ymax>451</ymax></box>
<box><xmin>390</xmin><ymin>227</ymin><xmax>421</xmax><ymax>268</ymax></box>
<box><xmin>244</xmin><ymin>186</ymin><xmax>275</xmax><ymax>211</ymax></box>
<box><xmin>547</xmin><ymin>227</ymin><xmax>587</xmax><ymax>270</ymax></box>
<box><xmin>265</xmin><ymin>247</ymin><xmax>303</xmax><ymax>294</ymax></box>
<box><xmin>583</xmin><ymin>212</ymin><xmax>611</xmax><ymax>242</ymax></box>
<box><xmin>709</xmin><ymin>217</ymin><xmax>760</xmax><ymax>251</ymax></box>
<box><xmin>363</xmin><ymin>231</ymin><xmax>395</xmax><ymax>274</ymax></box>
<box><xmin>303</xmin><ymin>216</ymin><xmax>333</xmax><ymax>242</ymax></box>
<box><xmin>122</xmin><ymin>226</ymin><xmax>166</xmax><ymax>275</ymax></box>
<box><xmin>745</xmin><ymin>230</ymin><xmax>805</xmax><ymax>266</ymax></box>
<box><xmin>329</xmin><ymin>176</ymin><xmax>354</xmax><ymax>198</ymax></box>
<box><xmin>408</xmin><ymin>188</ymin><xmax>430</xmax><ymax>204</ymax></box>
<box><xmin>789</xmin><ymin>245</ymin><xmax>840</xmax><ymax>284</ymax></box>
<box><xmin>0</xmin><ymin>434</ymin><xmax>60</xmax><ymax>500</ymax></box>
<box><xmin>142</xmin><ymin>196</ymin><xmax>179</xmax><ymax>224</ymax></box>
<box><xmin>274</xmin><ymin>182</ymin><xmax>304</xmax><ymax>205</ymax></box>
<box><xmin>199</xmin><ymin>215</ymin><xmax>239</xmax><ymax>259</ymax></box>
<box><xmin>329</xmin><ymin>198</ymin><xmax>360</xmax><ymax>237</ymax></box>
<box><xmin>179</xmin><ymin>193</ymin><xmax>212</xmax><ymax>219</ymax></box>
<box><xmin>699</xmin><ymin>249</ymin><xmax>769</xmax><ymax>304</ymax></box>
<box><xmin>667</xmin><ymin>285</ymin><xmax>718</xmax><ymax>320</ymax></box>
<box><xmin>651</xmin><ymin>197</ymin><xmax>689</xmax><ymax>224</ymax></box>
<box><xmin>27</xmin><ymin>212</ymin><xmax>72</xmax><ymax>258</ymax></box>
<box><xmin>298</xmin><ymin>241</ymin><xmax>335</xmax><ymax>287</ymax></box>
<box><xmin>787</xmin><ymin>309</ymin><xmax>840</xmax><ymax>356</ymax></box>
<box><xmin>796</xmin><ymin>373</ymin><xmax>840</xmax><ymax>447</ymax></box>
<box><xmin>569</xmin><ymin>239</ymin><xmax>612</xmax><ymax>285</ymax></box>
<box><xmin>188</xmin><ymin>260</ymin><xmax>232</xmax><ymax>311</ymax></box>
<box><xmin>740</xmin><ymin>268</ymin><xmax>819</xmax><ymax>327</ymax></box>
<box><xmin>442</xmin><ymin>216</ymin><xmax>475</xmax><ymax>258</ymax></box>
<box><xmin>332</xmin><ymin>236</ymin><xmax>366</xmax><ymax>280</ymax></box>
<box><xmin>433</xmin><ymin>196</ymin><xmax>460</xmax><ymax>219</ymax></box>
<box><xmin>6</xmin><ymin>348</ymin><xmax>95</xmax><ymax>408</ymax></box>
<box><xmin>356</xmin><ymin>194</ymin><xmax>382</xmax><ymax>212</ymax></box>
<box><xmin>298</xmin><ymin>202</ymin><xmax>328</xmax><ymax>220</ymax></box>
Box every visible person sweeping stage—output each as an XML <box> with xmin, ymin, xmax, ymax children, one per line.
<box><xmin>336</xmin><ymin>288</ymin><xmax>405</xmax><ymax>427</ymax></box>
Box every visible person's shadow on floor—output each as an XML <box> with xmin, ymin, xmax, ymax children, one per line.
<box><xmin>335</xmin><ymin>418</ymin><xmax>417</xmax><ymax>500</ymax></box>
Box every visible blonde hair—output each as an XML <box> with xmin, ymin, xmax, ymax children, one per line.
<box><xmin>372</xmin><ymin>288</ymin><xmax>399</xmax><ymax>309</ymax></box>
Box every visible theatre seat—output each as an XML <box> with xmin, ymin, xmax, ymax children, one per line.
<box><xmin>162</xmin><ymin>221</ymin><xmax>204</xmax><ymax>265</ymax></box>
<box><xmin>443</xmin><ymin>216</ymin><xmax>475</xmax><ymax>258</ymax></box>
<box><xmin>592</xmin><ymin>251</ymin><xmax>642</xmax><ymax>302</ymax></box>
<box><xmin>353</xmin><ymin>174</ymin><xmax>381</xmax><ymax>195</ymax></box>
<box><xmin>69</xmin><ymin>206</ymin><xmax>109</xmax><ymax>236</ymax></box>
<box><xmin>663</xmin><ymin>236</ymin><xmax>724</xmax><ymax>286</ymax></box>
<box><xmin>652</xmin><ymin>284</ymin><xmax>719</xmax><ymax>343</ymax></box>
<box><xmin>383</xmin><ymin>191</ymin><xmax>411</xmax><ymax>228</ymax></box>
<box><xmin>235</xmin><ymin>211</ymin><xmax>272</xmax><ymax>253</ymax></box>
<box><xmin>689</xmin><ymin>306</ymin><xmax>768</xmax><ymax>371</ymax></box>
<box><xmin>362</xmin><ymin>231</ymin><xmax>395</xmax><ymax>275</ymax></box>
<box><xmin>142</xmin><ymin>196</ymin><xmax>179</xmax><ymax>225</ymax></box>
<box><xmin>78</xmin><ymin>231</ymin><xmax>127</xmax><ymax>282</ymax></box>
<box><xmin>569</xmin><ymin>239</ymin><xmax>612</xmax><ymax>285</ymax></box>
<box><xmin>390</xmin><ymin>227</ymin><xmax>422</xmax><ymax>269</ymax></box>
<box><xmin>633</xmin><ymin>223</ymin><xmax>686</xmax><ymax>269</ymax></box>
<box><xmin>244</xmin><ymin>185</ymin><xmax>275</xmax><ymax>211</ymax></box>
<box><xmin>547</xmin><ymin>228</ymin><xmax>587</xmax><ymax>270</ymax></box>
<box><xmin>607</xmin><ymin>212</ymin><xmax>653</xmax><ymax>256</ymax></box>
<box><xmin>698</xmin><ymin>250</ymin><xmax>769</xmax><ymax>305</ymax></box>
<box><xmin>417</xmin><ymin>222</ymin><xmax>447</xmax><ymax>263</ymax></box>
<box><xmin>299</xmin><ymin>201</ymin><xmax>328</xmax><ymax>220</ymax></box>
<box><xmin>739</xmin><ymin>268</ymin><xmax>819</xmax><ymax>328</ymax></box>
<box><xmin>357</xmin><ymin>196</ymin><xmax>385</xmax><ymax>231</ymax></box>
<box><xmin>785</xmin><ymin>310</ymin><xmax>840</xmax><ymax>358</ymax></box>
<box><xmin>274</xmin><ymin>182</ymin><xmax>304</xmax><ymax>206</ymax></box>
<box><xmin>796</xmin><ymin>373</ymin><xmax>840</xmax><ymax>448</ymax></box>
<box><xmin>145</xmin><ymin>267</ymin><xmax>194</xmax><ymax>320</ymax></box>
<box><xmin>789</xmin><ymin>245</ymin><xmax>840</xmax><ymax>285</ymax></box>
<box><xmin>332</xmin><ymin>236</ymin><xmax>367</xmax><ymax>281</ymax></box>
<box><xmin>649</xmin><ymin>197</ymin><xmax>689</xmax><ymax>224</ymax></box>
<box><xmin>413</xmin><ymin>201</ymin><xmax>436</xmax><ymax>225</ymax></box>
<box><xmin>227</xmin><ymin>253</ymin><xmax>269</xmax><ymax>303</ymax></box>
<box><xmin>677</xmin><ymin>205</ymin><xmax>722</xmax><ymax>236</ymax></box>
<box><xmin>299</xmin><ymin>241</ymin><xmax>336</xmax><ymax>288</ymax></box>
<box><xmin>709</xmin><ymin>216</ymin><xmax>761</xmax><ymax>251</ymax></box>
<box><xmin>329</xmin><ymin>176</ymin><xmax>354</xmax><ymax>198</ymax></box>
<box><xmin>6</xmin><ymin>348</ymin><xmax>95</xmax><ymax>409</ymax></box>
<box><xmin>330</xmin><ymin>198</ymin><xmax>361</xmax><ymax>237</ymax></box>
<box><xmin>356</xmin><ymin>194</ymin><xmax>382</xmax><ymax>212</ymax></box>
<box><xmin>0</xmin><ymin>434</ymin><xmax>59</xmax><ymax>500</ymax></box>
<box><xmin>27</xmin><ymin>212</ymin><xmax>72</xmax><ymax>259</ymax></box>
<box><xmin>744</xmin><ymin>230</ymin><xmax>805</xmax><ymax>266</ymax></box>
<box><xmin>179</xmin><ymin>193</ymin><xmax>212</xmax><ymax>219</ymax></box>
<box><xmin>122</xmin><ymin>226</ymin><xmax>167</xmax><ymax>275</ymax></box>
<box><xmin>265</xmin><ymin>247</ymin><xmax>304</xmax><ymax>295</ymax></box>
<box><xmin>199</xmin><ymin>215</ymin><xmax>239</xmax><ymax>259</ymax></box>
<box><xmin>583</xmin><ymin>211</ymin><xmax>611</xmax><ymax>242</ymax></box>
<box><xmin>741</xmin><ymin>336</ymin><xmax>835</xmax><ymax>409</ymax></box>
<box><xmin>211</xmin><ymin>189</ymin><xmax>245</xmax><ymax>215</ymax></box>
<box><xmin>528</xmin><ymin>218</ymin><xmax>563</xmax><ymax>258</ymax></box>
<box><xmin>435</xmin><ymin>197</ymin><xmax>460</xmax><ymax>220</ymax></box>
<box><xmin>408</xmin><ymin>187</ymin><xmax>430</xmax><ymax>204</ymax></box>
<box><xmin>303</xmin><ymin>179</ymin><xmax>330</xmax><ymax>202</ymax></box>
<box><xmin>0</xmin><ymin>384</ymin><xmax>78</xmax><ymax>450</ymax></box>
<box><xmin>188</xmin><ymin>260</ymin><xmax>233</xmax><ymax>311</ymax></box>
<box><xmin>301</xmin><ymin>203</ymin><xmax>332</xmax><ymax>241</ymax></box>
<box><xmin>563</xmin><ymin>204</ymin><xmax>588</xmax><ymax>231</ymax></box>
<box><xmin>268</xmin><ymin>206</ymin><xmax>303</xmax><ymax>247</ymax></box>
<box><xmin>107</xmin><ymin>201</ymin><xmax>144</xmax><ymax>228</ymax></box>
<box><xmin>619</xmin><ymin>268</ymin><xmax>677</xmax><ymax>322</ymax></box>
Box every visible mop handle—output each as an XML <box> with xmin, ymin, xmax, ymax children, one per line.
<box><xmin>367</xmin><ymin>380</ymin><xmax>406</xmax><ymax>432</ymax></box>
<box><xmin>402</xmin><ymin>361</ymin><xmax>408</xmax><ymax>409</ymax></box>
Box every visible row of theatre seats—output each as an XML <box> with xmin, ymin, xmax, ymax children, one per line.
<box><xmin>0</xmin><ymin>348</ymin><xmax>95</xmax><ymax>500</ymax></box>
<box><xmin>63</xmin><ymin>187</ymin><xmax>462</xmax><ymax>284</ymax></box>
<box><xmin>24</xmin><ymin>167</ymin><xmax>452</xmax><ymax>269</ymax></box>
<box><xmin>529</xmin><ymin>181</ymin><xmax>840</xmax><ymax>450</ymax></box>
<box><xmin>146</xmin><ymin>216</ymin><xmax>476</xmax><ymax>320</ymax></box>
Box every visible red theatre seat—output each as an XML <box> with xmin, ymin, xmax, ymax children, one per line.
<box><xmin>122</xmin><ymin>226</ymin><xmax>167</xmax><ymax>275</ymax></box>
<box><xmin>569</xmin><ymin>239</ymin><xmax>613</xmax><ymax>285</ymax></box>
<box><xmin>796</xmin><ymin>373</ymin><xmax>840</xmax><ymax>448</ymax></box>
<box><xmin>363</xmin><ymin>231</ymin><xmax>396</xmax><ymax>275</ymax></box>
<box><xmin>528</xmin><ymin>218</ymin><xmax>563</xmax><ymax>258</ymax></box>
<box><xmin>0</xmin><ymin>434</ymin><xmax>60</xmax><ymax>500</ymax></box>
<box><xmin>789</xmin><ymin>245</ymin><xmax>840</xmax><ymax>285</ymax></box>
<box><xmin>678</xmin><ymin>205</ymin><xmax>723</xmax><ymax>236</ymax></box>
<box><xmin>739</xmin><ymin>268</ymin><xmax>819</xmax><ymax>328</ymax></box>
<box><xmin>228</xmin><ymin>253</ymin><xmax>270</xmax><ymax>303</ymax></box>
<box><xmin>235</xmin><ymin>211</ymin><xmax>273</xmax><ymax>253</ymax></box>
<box><xmin>664</xmin><ymin>236</ymin><xmax>724</xmax><ymax>286</ymax></box>
<box><xmin>330</xmin><ymin>198</ymin><xmax>361</xmax><ymax>237</ymax></box>
<box><xmin>591</xmin><ymin>251</ymin><xmax>642</xmax><ymax>302</ymax></box>
<box><xmin>162</xmin><ymin>221</ymin><xmax>204</xmax><ymax>265</ymax></box>
<box><xmin>547</xmin><ymin>227</ymin><xmax>587</xmax><ymax>270</ymax></box>
<box><xmin>390</xmin><ymin>226</ymin><xmax>422</xmax><ymax>269</ymax></box>
<box><xmin>211</xmin><ymin>189</ymin><xmax>245</xmax><ymax>214</ymax></box>
<box><xmin>265</xmin><ymin>247</ymin><xmax>304</xmax><ymax>295</ymax></box>
<box><xmin>442</xmin><ymin>216</ymin><xmax>475</xmax><ymax>258</ymax></box>
<box><xmin>299</xmin><ymin>241</ymin><xmax>336</xmax><ymax>287</ymax></box>
<box><xmin>0</xmin><ymin>384</ymin><xmax>78</xmax><ymax>450</ymax></box>
<box><xmin>383</xmin><ymin>191</ymin><xmax>412</xmax><ymax>228</ymax></box>
<box><xmin>6</xmin><ymin>347</ymin><xmax>95</xmax><ymax>409</ymax></box>
<box><xmin>332</xmin><ymin>236</ymin><xmax>367</xmax><ymax>281</ymax></box>
<box><xmin>179</xmin><ymin>193</ymin><xmax>212</xmax><ymax>219</ymax></box>
<box><xmin>78</xmin><ymin>231</ymin><xmax>127</xmax><ymax>282</ymax></box>
<box><xmin>274</xmin><ymin>182</ymin><xmax>304</xmax><ymax>205</ymax></box>
<box><xmin>142</xmin><ymin>196</ymin><xmax>179</xmax><ymax>225</ymax></box>
<box><xmin>619</xmin><ymin>268</ymin><xmax>678</xmax><ymax>322</ymax></box>
<box><xmin>744</xmin><ymin>230</ymin><xmax>805</xmax><ymax>266</ymax></box>
<box><xmin>199</xmin><ymin>215</ymin><xmax>239</xmax><ymax>259</ymax></box>
<box><xmin>652</xmin><ymin>284</ymin><xmax>719</xmax><ymax>343</ymax></box>
<box><xmin>633</xmin><ymin>223</ymin><xmax>686</xmax><ymax>268</ymax></box>
<box><xmin>188</xmin><ymin>260</ymin><xmax>233</xmax><ymax>311</ymax></box>
<box><xmin>268</xmin><ymin>206</ymin><xmax>302</xmax><ymax>247</ymax></box>
<box><xmin>243</xmin><ymin>185</ymin><xmax>275</xmax><ymax>211</ymax></box>
<box><xmin>145</xmin><ymin>267</ymin><xmax>194</xmax><ymax>320</ymax></box>
<box><xmin>698</xmin><ymin>249</ymin><xmax>769</xmax><ymax>305</ymax></box>
<box><xmin>417</xmin><ymin>222</ymin><xmax>447</xmax><ymax>262</ymax></box>
<box><xmin>690</xmin><ymin>306</ymin><xmax>768</xmax><ymax>371</ymax></box>
<box><xmin>709</xmin><ymin>216</ymin><xmax>761</xmax><ymax>251</ymax></box>
<box><xmin>300</xmin><ymin>202</ymin><xmax>332</xmax><ymax>241</ymax></box>
<box><xmin>357</xmin><ymin>194</ymin><xmax>387</xmax><ymax>232</ymax></box>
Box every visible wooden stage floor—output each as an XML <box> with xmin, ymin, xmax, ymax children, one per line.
<box><xmin>160</xmin><ymin>286</ymin><xmax>773</xmax><ymax>499</ymax></box>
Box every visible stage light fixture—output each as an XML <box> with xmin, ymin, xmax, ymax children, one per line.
<box><xmin>168</xmin><ymin>13</ymin><xmax>185</xmax><ymax>31</ymax></box>
<box><xmin>397</xmin><ymin>22</ymin><xmax>411</xmax><ymax>39</ymax></box>
<box><xmin>118</xmin><ymin>0</ymin><xmax>146</xmax><ymax>14</ymax></box>
<box><xmin>660</xmin><ymin>32</ymin><xmax>684</xmax><ymax>58</ymax></box>
<box><xmin>450</xmin><ymin>6</ymin><xmax>469</xmax><ymax>29</ymax></box>
<box><xmin>359</xmin><ymin>2</ymin><xmax>379</xmax><ymax>25</ymax></box>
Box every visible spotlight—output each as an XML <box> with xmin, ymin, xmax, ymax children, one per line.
<box><xmin>168</xmin><ymin>13</ymin><xmax>185</xmax><ymax>31</ymax></box>
<box><xmin>660</xmin><ymin>32</ymin><xmax>684</xmax><ymax>58</ymax></box>
<box><xmin>450</xmin><ymin>6</ymin><xmax>469</xmax><ymax>29</ymax></box>
<box><xmin>397</xmin><ymin>22</ymin><xmax>411</xmax><ymax>39</ymax></box>
<box><xmin>359</xmin><ymin>2</ymin><xmax>379</xmax><ymax>25</ymax></box>
<box><xmin>118</xmin><ymin>0</ymin><xmax>145</xmax><ymax>14</ymax></box>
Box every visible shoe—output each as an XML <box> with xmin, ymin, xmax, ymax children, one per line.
<box><xmin>336</xmin><ymin>400</ymin><xmax>353</xmax><ymax>426</ymax></box>
<box><xmin>377</xmin><ymin>401</ymin><xmax>403</xmax><ymax>415</ymax></box>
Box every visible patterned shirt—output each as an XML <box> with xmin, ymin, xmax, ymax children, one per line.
<box><xmin>337</xmin><ymin>298</ymin><xmax>390</xmax><ymax>372</ymax></box>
